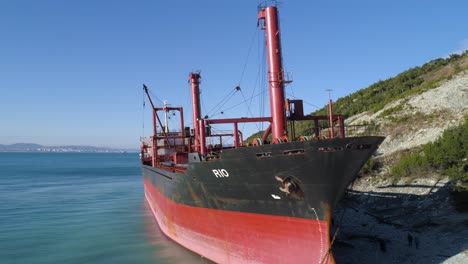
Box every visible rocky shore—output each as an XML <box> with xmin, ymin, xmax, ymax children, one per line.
<box><xmin>332</xmin><ymin>176</ymin><xmax>468</xmax><ymax>263</ymax></box>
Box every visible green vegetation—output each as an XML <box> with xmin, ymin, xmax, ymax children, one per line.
<box><xmin>328</xmin><ymin>51</ymin><xmax>468</xmax><ymax>117</ymax></box>
<box><xmin>377</xmin><ymin>103</ymin><xmax>405</xmax><ymax>119</ymax></box>
<box><xmin>245</xmin><ymin>130</ymin><xmax>266</xmax><ymax>143</ymax></box>
<box><xmin>391</xmin><ymin>116</ymin><xmax>468</xmax><ymax>182</ymax></box>
<box><xmin>292</xmin><ymin>51</ymin><xmax>468</xmax><ymax>137</ymax></box>
<box><xmin>361</xmin><ymin>158</ymin><xmax>381</xmax><ymax>175</ymax></box>
<box><xmin>246</xmin><ymin>52</ymin><xmax>467</xmax><ymax>141</ymax></box>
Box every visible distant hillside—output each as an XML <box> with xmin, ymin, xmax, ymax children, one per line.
<box><xmin>0</xmin><ymin>143</ymin><xmax>43</xmax><ymax>150</ymax></box>
<box><xmin>0</xmin><ymin>143</ymin><xmax>138</xmax><ymax>153</ymax></box>
<box><xmin>247</xmin><ymin>51</ymin><xmax>468</xmax><ymax>142</ymax></box>
<box><xmin>328</xmin><ymin>52</ymin><xmax>466</xmax><ymax>114</ymax></box>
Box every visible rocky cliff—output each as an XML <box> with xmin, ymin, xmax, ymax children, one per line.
<box><xmin>333</xmin><ymin>67</ymin><xmax>467</xmax><ymax>263</ymax></box>
<box><xmin>347</xmin><ymin>70</ymin><xmax>467</xmax><ymax>158</ymax></box>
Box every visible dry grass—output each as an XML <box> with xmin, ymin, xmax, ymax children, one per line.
<box><xmin>422</xmin><ymin>57</ymin><xmax>468</xmax><ymax>82</ymax></box>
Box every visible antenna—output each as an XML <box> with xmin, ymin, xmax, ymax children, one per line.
<box><xmin>163</xmin><ymin>100</ymin><xmax>169</xmax><ymax>133</ymax></box>
<box><xmin>257</xmin><ymin>0</ymin><xmax>281</xmax><ymax>11</ymax></box>
<box><xmin>326</xmin><ymin>89</ymin><xmax>333</xmax><ymax>100</ymax></box>
<box><xmin>326</xmin><ymin>89</ymin><xmax>334</xmax><ymax>139</ymax></box>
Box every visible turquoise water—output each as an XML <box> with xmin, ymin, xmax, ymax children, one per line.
<box><xmin>0</xmin><ymin>153</ymin><xmax>207</xmax><ymax>264</ymax></box>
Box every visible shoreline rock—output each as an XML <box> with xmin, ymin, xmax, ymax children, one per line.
<box><xmin>332</xmin><ymin>175</ymin><xmax>468</xmax><ymax>263</ymax></box>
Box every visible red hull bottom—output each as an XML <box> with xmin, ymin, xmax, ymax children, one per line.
<box><xmin>144</xmin><ymin>179</ymin><xmax>334</xmax><ymax>263</ymax></box>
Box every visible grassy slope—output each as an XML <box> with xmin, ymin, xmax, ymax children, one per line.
<box><xmin>245</xmin><ymin>51</ymin><xmax>468</xmax><ymax>184</ymax></box>
<box><xmin>294</xmin><ymin>51</ymin><xmax>468</xmax><ymax>137</ymax></box>
<box><xmin>246</xmin><ymin>51</ymin><xmax>468</xmax><ymax>142</ymax></box>
<box><xmin>390</xmin><ymin>116</ymin><xmax>467</xmax><ymax>183</ymax></box>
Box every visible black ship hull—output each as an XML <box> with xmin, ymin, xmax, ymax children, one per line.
<box><xmin>143</xmin><ymin>136</ymin><xmax>384</xmax><ymax>263</ymax></box>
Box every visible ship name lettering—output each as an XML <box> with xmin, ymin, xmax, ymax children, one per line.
<box><xmin>212</xmin><ymin>169</ymin><xmax>229</xmax><ymax>178</ymax></box>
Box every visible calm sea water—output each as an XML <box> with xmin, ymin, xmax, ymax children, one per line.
<box><xmin>0</xmin><ymin>153</ymin><xmax>208</xmax><ymax>264</ymax></box>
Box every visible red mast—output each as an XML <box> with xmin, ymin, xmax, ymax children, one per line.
<box><xmin>258</xmin><ymin>6</ymin><xmax>287</xmax><ymax>143</ymax></box>
<box><xmin>327</xmin><ymin>90</ymin><xmax>335</xmax><ymax>139</ymax></box>
<box><xmin>189</xmin><ymin>72</ymin><xmax>202</xmax><ymax>150</ymax></box>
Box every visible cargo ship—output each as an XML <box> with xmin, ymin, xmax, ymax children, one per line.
<box><xmin>141</xmin><ymin>4</ymin><xmax>384</xmax><ymax>263</ymax></box>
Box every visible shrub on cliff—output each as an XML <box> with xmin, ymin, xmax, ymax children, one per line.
<box><xmin>391</xmin><ymin>116</ymin><xmax>468</xmax><ymax>182</ymax></box>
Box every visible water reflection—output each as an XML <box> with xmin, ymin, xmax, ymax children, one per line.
<box><xmin>141</xmin><ymin>200</ymin><xmax>212</xmax><ymax>263</ymax></box>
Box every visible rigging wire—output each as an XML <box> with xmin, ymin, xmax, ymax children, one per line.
<box><xmin>259</xmin><ymin>32</ymin><xmax>267</xmax><ymax>130</ymax></box>
<box><xmin>245</xmin><ymin>20</ymin><xmax>266</xmax><ymax>127</ymax></box>
<box><xmin>219</xmin><ymin>88</ymin><xmax>269</xmax><ymax>114</ymax></box>
<box><xmin>194</xmin><ymin>7</ymin><xmax>271</xmax><ymax>141</ymax></box>
<box><xmin>241</xmin><ymin>90</ymin><xmax>253</xmax><ymax>119</ymax></box>
<box><xmin>218</xmin><ymin>88</ymin><xmax>264</xmax><ymax>112</ymax></box>
<box><xmin>236</xmin><ymin>26</ymin><xmax>267</xmax><ymax>134</ymax></box>
<box><xmin>141</xmin><ymin>86</ymin><xmax>145</xmax><ymax>141</ymax></box>
<box><xmin>286</xmin><ymin>92</ymin><xmax>321</xmax><ymax>110</ymax></box>
<box><xmin>200</xmin><ymin>87</ymin><xmax>208</xmax><ymax>118</ymax></box>
<box><xmin>148</xmin><ymin>88</ymin><xmax>164</xmax><ymax>106</ymax></box>
<box><xmin>185</xmin><ymin>76</ymin><xmax>194</xmax><ymax>126</ymax></box>
<box><xmin>289</xmin><ymin>81</ymin><xmax>296</xmax><ymax>99</ymax></box>
<box><xmin>238</xmin><ymin>26</ymin><xmax>259</xmax><ymax>86</ymax></box>
<box><xmin>206</xmin><ymin>21</ymin><xmax>262</xmax><ymax>120</ymax></box>
<box><xmin>240</xmin><ymin>89</ymin><xmax>261</xmax><ymax>132</ymax></box>
<box><xmin>205</xmin><ymin>87</ymin><xmax>239</xmax><ymax>118</ymax></box>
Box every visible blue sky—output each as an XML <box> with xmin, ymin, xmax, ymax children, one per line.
<box><xmin>1</xmin><ymin>0</ymin><xmax>467</xmax><ymax>148</ymax></box>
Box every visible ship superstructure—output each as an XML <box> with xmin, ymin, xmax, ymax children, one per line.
<box><xmin>141</xmin><ymin>5</ymin><xmax>384</xmax><ymax>263</ymax></box>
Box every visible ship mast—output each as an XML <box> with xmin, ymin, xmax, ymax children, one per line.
<box><xmin>258</xmin><ymin>6</ymin><xmax>287</xmax><ymax>143</ymax></box>
<box><xmin>189</xmin><ymin>72</ymin><xmax>202</xmax><ymax>151</ymax></box>
<box><xmin>163</xmin><ymin>100</ymin><xmax>169</xmax><ymax>133</ymax></box>
<box><xmin>327</xmin><ymin>89</ymin><xmax>335</xmax><ymax>139</ymax></box>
